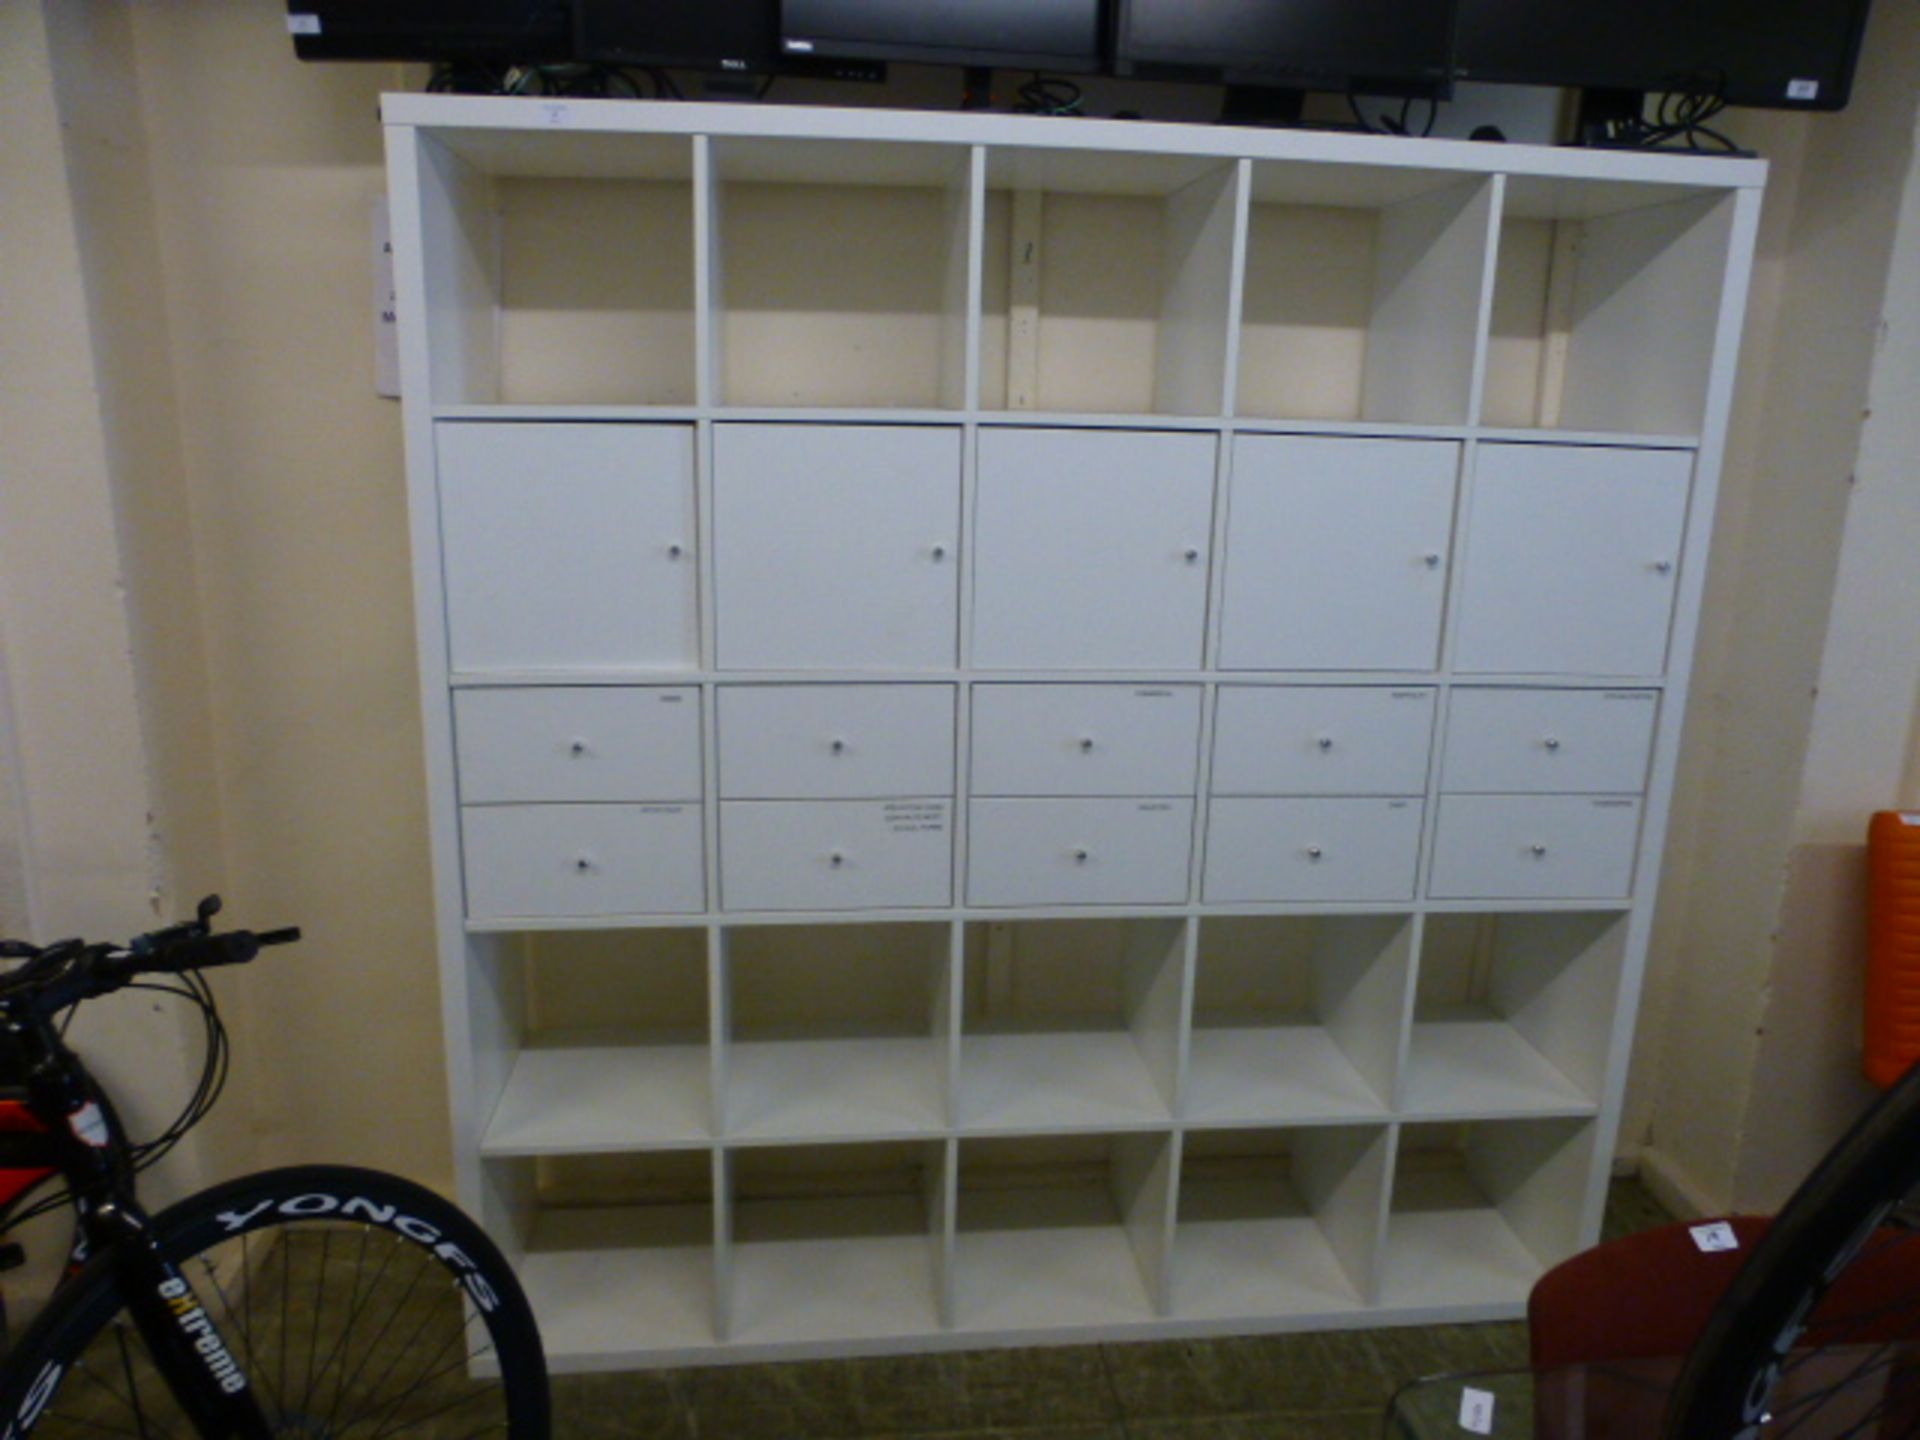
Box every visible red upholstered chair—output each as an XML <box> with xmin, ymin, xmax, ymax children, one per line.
<box><xmin>1529</xmin><ymin>1216</ymin><xmax>1773</xmax><ymax>1372</ymax></box>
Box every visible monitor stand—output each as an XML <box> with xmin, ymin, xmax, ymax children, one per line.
<box><xmin>1218</xmin><ymin>86</ymin><xmax>1306</xmax><ymax>128</ymax></box>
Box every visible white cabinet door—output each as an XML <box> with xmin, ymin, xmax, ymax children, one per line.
<box><xmin>437</xmin><ymin>423</ymin><xmax>697</xmax><ymax>672</ymax></box>
<box><xmin>972</xmin><ymin>429</ymin><xmax>1216</xmax><ymax>669</ymax></box>
<box><xmin>720</xmin><ymin>800</ymin><xmax>953</xmax><ymax>910</ymax></box>
<box><xmin>1428</xmin><ymin>795</ymin><xmax>1642</xmax><ymax>899</ymax></box>
<box><xmin>970</xmin><ymin>685</ymin><xmax>1202</xmax><ymax>797</ymax></box>
<box><xmin>966</xmin><ymin>799</ymin><xmax>1194</xmax><ymax>906</ymax></box>
<box><xmin>1211</xmin><ymin>687</ymin><xmax>1436</xmax><ymax>796</ymax></box>
<box><xmin>1203</xmin><ymin>798</ymin><xmax>1423</xmax><ymax>903</ymax></box>
<box><xmin>718</xmin><ymin>685</ymin><xmax>956</xmax><ymax>799</ymax></box>
<box><xmin>462</xmin><ymin>804</ymin><xmax>706</xmax><ymax>919</ymax></box>
<box><xmin>1219</xmin><ymin>436</ymin><xmax>1458</xmax><ymax>671</ymax></box>
<box><xmin>713</xmin><ymin>425</ymin><xmax>961</xmax><ymax>669</ymax></box>
<box><xmin>1454</xmin><ymin>446</ymin><xmax>1692</xmax><ymax>676</ymax></box>
<box><xmin>1442</xmin><ymin>689</ymin><xmax>1659</xmax><ymax>794</ymax></box>
<box><xmin>454</xmin><ymin>687</ymin><xmax>702</xmax><ymax>803</ymax></box>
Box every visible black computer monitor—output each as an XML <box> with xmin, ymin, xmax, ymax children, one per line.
<box><xmin>287</xmin><ymin>0</ymin><xmax>572</xmax><ymax>62</ymax></box>
<box><xmin>1454</xmin><ymin>0</ymin><xmax>1873</xmax><ymax>110</ymax></box>
<box><xmin>1115</xmin><ymin>0</ymin><xmax>1456</xmax><ymax>93</ymax></box>
<box><xmin>779</xmin><ymin>0</ymin><xmax>1102</xmax><ymax>72</ymax></box>
<box><xmin>576</xmin><ymin>0</ymin><xmax>782</xmax><ymax>72</ymax></box>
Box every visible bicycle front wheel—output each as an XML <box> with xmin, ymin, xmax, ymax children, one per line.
<box><xmin>1664</xmin><ymin>1060</ymin><xmax>1920</xmax><ymax>1439</ymax></box>
<box><xmin>0</xmin><ymin>1165</ymin><xmax>547</xmax><ymax>1440</ymax></box>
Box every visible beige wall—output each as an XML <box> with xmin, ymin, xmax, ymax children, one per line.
<box><xmin>9</xmin><ymin>0</ymin><xmax>1920</xmax><ymax>1215</ymax></box>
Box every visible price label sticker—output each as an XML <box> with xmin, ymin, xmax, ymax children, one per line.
<box><xmin>1691</xmin><ymin>1221</ymin><xmax>1739</xmax><ymax>1253</ymax></box>
<box><xmin>1459</xmin><ymin>1386</ymin><xmax>1496</xmax><ymax>1434</ymax></box>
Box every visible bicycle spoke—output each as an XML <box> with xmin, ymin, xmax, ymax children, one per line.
<box><xmin>110</xmin><ymin>1324</ymin><xmax>150</xmax><ymax>1440</ymax></box>
<box><xmin>323</xmin><ymin>1225</ymin><xmax>409</xmax><ymax>1435</ymax></box>
<box><xmin>361</xmin><ymin>1348</ymin><xmax>505</xmax><ymax>1440</ymax></box>
<box><xmin>334</xmin><ymin>1263</ymin><xmax>468</xmax><ymax>1437</ymax></box>
<box><xmin>297</xmin><ymin>1229</ymin><xmax>331</xmax><ymax>1418</ymax></box>
<box><xmin>317</xmin><ymin>1236</ymin><xmax>439</xmax><ymax>1438</ymax></box>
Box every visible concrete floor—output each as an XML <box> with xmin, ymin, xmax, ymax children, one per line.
<box><xmin>548</xmin><ymin>1179</ymin><xmax>1674</xmax><ymax>1440</ymax></box>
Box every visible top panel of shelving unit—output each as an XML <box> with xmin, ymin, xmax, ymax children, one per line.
<box><xmin>388</xmin><ymin>98</ymin><xmax>1763</xmax><ymax>427</ymax></box>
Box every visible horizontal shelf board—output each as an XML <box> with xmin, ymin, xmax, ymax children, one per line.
<box><xmin>955</xmin><ymin>1188</ymin><xmax>1154</xmax><ymax>1331</ymax></box>
<box><xmin>445</xmin><ymin>669</ymin><xmax>1668</xmax><ymax>689</ymax></box>
<box><xmin>393</xmin><ymin>96</ymin><xmax>1764</xmax><ymax>195</ymax></box>
<box><xmin>1383</xmin><ymin>1172</ymin><xmax>1544</xmax><ymax>1310</ymax></box>
<box><xmin>716</xmin><ymin>135</ymin><xmax>966</xmax><ymax>188</ymax></box>
<box><xmin>1174</xmin><ymin>1186</ymin><xmax>1366</xmax><ymax>1320</ymax></box>
<box><xmin>958</xmin><ymin>1031</ymin><xmax>1172</xmax><ymax>1132</ymax></box>
<box><xmin>1401</xmin><ymin>1014</ymin><xmax>1597</xmax><ymax>1120</ymax></box>
<box><xmin>731</xmin><ymin>1195</ymin><xmax>942</xmax><ymax>1343</ymax></box>
<box><xmin>520</xmin><ymin>1204</ymin><xmax>715</xmax><ymax>1358</ymax></box>
<box><xmin>1184</xmin><ymin>1024</ymin><xmax>1389</xmax><ymax>1127</ymax></box>
<box><xmin>1229</xmin><ymin>417</ymin><xmax>1471</xmax><ymax>441</ymax></box>
<box><xmin>976</xmin><ymin>411</ymin><xmax>1227</xmax><ymax>432</ymax></box>
<box><xmin>709</xmin><ymin>406</ymin><xmax>967</xmax><ymax>425</ymax></box>
<box><xmin>463</xmin><ymin>898</ymin><xmax>1632</xmax><ymax>934</ymax></box>
<box><xmin>433</xmin><ymin>405</ymin><xmax>700</xmax><ymax>423</ymax></box>
<box><xmin>425</xmin><ymin>124</ymin><xmax>695</xmax><ymax>181</ymax></box>
<box><xmin>726</xmin><ymin>1036</ymin><xmax>945</xmax><ymax>1142</ymax></box>
<box><xmin>1500</xmin><ymin>173</ymin><xmax>1728</xmax><ymax>223</ymax></box>
<box><xmin>482</xmin><ymin>1040</ymin><xmax>710</xmax><ymax>1155</ymax></box>
<box><xmin>1472</xmin><ymin>426</ymin><xmax>1701</xmax><ymax>451</ymax></box>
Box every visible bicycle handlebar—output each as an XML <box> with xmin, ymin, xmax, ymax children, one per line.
<box><xmin>0</xmin><ymin>897</ymin><xmax>300</xmax><ymax>1014</ymax></box>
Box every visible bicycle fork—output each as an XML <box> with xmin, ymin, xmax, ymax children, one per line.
<box><xmin>93</xmin><ymin>1202</ymin><xmax>275</xmax><ymax>1440</ymax></box>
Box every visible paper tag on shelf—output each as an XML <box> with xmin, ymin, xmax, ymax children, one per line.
<box><xmin>1458</xmin><ymin>1386</ymin><xmax>1496</xmax><ymax>1434</ymax></box>
<box><xmin>1691</xmin><ymin>1221</ymin><xmax>1739</xmax><ymax>1253</ymax></box>
<box><xmin>287</xmin><ymin>13</ymin><xmax>321</xmax><ymax>34</ymax></box>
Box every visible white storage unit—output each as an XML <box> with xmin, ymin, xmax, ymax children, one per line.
<box><xmin>386</xmin><ymin>95</ymin><xmax>1763</xmax><ymax>1367</ymax></box>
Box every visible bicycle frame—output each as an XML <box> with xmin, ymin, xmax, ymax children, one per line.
<box><xmin>0</xmin><ymin>996</ymin><xmax>274</xmax><ymax>1440</ymax></box>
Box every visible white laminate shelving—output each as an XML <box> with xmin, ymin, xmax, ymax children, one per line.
<box><xmin>387</xmin><ymin>94</ymin><xmax>1764</xmax><ymax>1368</ymax></box>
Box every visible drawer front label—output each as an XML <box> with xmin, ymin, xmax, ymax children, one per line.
<box><xmin>885</xmin><ymin>801</ymin><xmax>948</xmax><ymax>834</ymax></box>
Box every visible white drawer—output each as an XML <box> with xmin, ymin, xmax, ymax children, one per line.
<box><xmin>462</xmin><ymin>804</ymin><xmax>705</xmax><ymax>920</ymax></box>
<box><xmin>1211</xmin><ymin>687</ymin><xmax>1435</xmax><ymax>796</ymax></box>
<box><xmin>718</xmin><ymin>686</ymin><xmax>955</xmax><ymax>799</ymax></box>
<box><xmin>966</xmin><ymin>799</ymin><xmax>1193</xmax><ymax>907</ymax></box>
<box><xmin>970</xmin><ymin>686</ymin><xmax>1202</xmax><ymax>797</ymax></box>
<box><xmin>1442</xmin><ymin>689</ymin><xmax>1658</xmax><ymax>794</ymax></box>
<box><xmin>1203</xmin><ymin>798</ymin><xmax>1423</xmax><ymax>903</ymax></box>
<box><xmin>1428</xmin><ymin>796</ymin><xmax>1642</xmax><ymax>900</ymax></box>
<box><xmin>721</xmin><ymin>801</ymin><xmax>952</xmax><ymax>911</ymax></box>
<box><xmin>454</xmin><ymin>687</ymin><xmax>701</xmax><ymax>804</ymax></box>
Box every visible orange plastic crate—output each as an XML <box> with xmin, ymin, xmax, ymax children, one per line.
<box><xmin>1866</xmin><ymin>811</ymin><xmax>1920</xmax><ymax>1089</ymax></box>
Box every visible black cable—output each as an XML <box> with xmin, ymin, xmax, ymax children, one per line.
<box><xmin>1014</xmin><ymin>76</ymin><xmax>1083</xmax><ymax>116</ymax></box>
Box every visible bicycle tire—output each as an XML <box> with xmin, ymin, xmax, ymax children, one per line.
<box><xmin>0</xmin><ymin>1164</ymin><xmax>548</xmax><ymax>1440</ymax></box>
<box><xmin>1664</xmin><ymin>1059</ymin><xmax>1920</xmax><ymax>1439</ymax></box>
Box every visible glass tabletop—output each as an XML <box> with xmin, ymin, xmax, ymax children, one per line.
<box><xmin>1384</xmin><ymin>1347</ymin><xmax>1919</xmax><ymax>1439</ymax></box>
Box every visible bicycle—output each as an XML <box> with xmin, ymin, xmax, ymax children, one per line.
<box><xmin>0</xmin><ymin>896</ymin><xmax>548</xmax><ymax>1440</ymax></box>
<box><xmin>1665</xmin><ymin>1051</ymin><xmax>1920</xmax><ymax>1438</ymax></box>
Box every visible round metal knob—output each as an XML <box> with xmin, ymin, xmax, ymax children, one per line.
<box><xmin>1183</xmin><ymin>547</ymin><xmax>1202</xmax><ymax>564</ymax></box>
<box><xmin>666</xmin><ymin>542</ymin><xmax>685</xmax><ymax>560</ymax></box>
<box><xmin>574</xmin><ymin>856</ymin><xmax>594</xmax><ymax>873</ymax></box>
<box><xmin>930</xmin><ymin>544</ymin><xmax>948</xmax><ymax>561</ymax></box>
<box><xmin>829</xmin><ymin>737</ymin><xmax>847</xmax><ymax>755</ymax></box>
<box><xmin>569</xmin><ymin>739</ymin><xmax>589</xmax><ymax>757</ymax></box>
<box><xmin>829</xmin><ymin>851</ymin><xmax>846</xmax><ymax>869</ymax></box>
<box><xmin>1531</xmin><ymin>843</ymin><xmax>1548</xmax><ymax>858</ymax></box>
<box><xmin>1306</xmin><ymin>845</ymin><xmax>1324</xmax><ymax>861</ymax></box>
<box><xmin>1316</xmin><ymin>736</ymin><xmax>1334</xmax><ymax>752</ymax></box>
<box><xmin>1653</xmin><ymin>559</ymin><xmax>1673</xmax><ymax>575</ymax></box>
<box><xmin>1079</xmin><ymin>737</ymin><xmax>1096</xmax><ymax>753</ymax></box>
<box><xmin>1544</xmin><ymin>737</ymin><xmax>1561</xmax><ymax>752</ymax></box>
<box><xmin>1424</xmin><ymin>552</ymin><xmax>1443</xmax><ymax>569</ymax></box>
<box><xmin>1072</xmin><ymin>848</ymin><xmax>1090</xmax><ymax>864</ymax></box>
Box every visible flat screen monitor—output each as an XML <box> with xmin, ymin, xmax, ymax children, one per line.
<box><xmin>780</xmin><ymin>0</ymin><xmax>1102</xmax><ymax>72</ymax></box>
<box><xmin>1454</xmin><ymin>0</ymin><xmax>1873</xmax><ymax>110</ymax></box>
<box><xmin>288</xmin><ymin>0</ymin><xmax>572</xmax><ymax>62</ymax></box>
<box><xmin>1115</xmin><ymin>0</ymin><xmax>1456</xmax><ymax>91</ymax></box>
<box><xmin>577</xmin><ymin>0</ymin><xmax>781</xmax><ymax>72</ymax></box>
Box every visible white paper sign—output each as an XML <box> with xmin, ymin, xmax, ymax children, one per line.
<box><xmin>1459</xmin><ymin>1386</ymin><xmax>1496</xmax><ymax>1434</ymax></box>
<box><xmin>372</xmin><ymin>197</ymin><xmax>400</xmax><ymax>399</ymax></box>
<box><xmin>287</xmin><ymin>14</ymin><xmax>321</xmax><ymax>35</ymax></box>
<box><xmin>1691</xmin><ymin>1221</ymin><xmax>1739</xmax><ymax>1253</ymax></box>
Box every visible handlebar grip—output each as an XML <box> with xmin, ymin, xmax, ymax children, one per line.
<box><xmin>154</xmin><ymin>931</ymin><xmax>260</xmax><ymax>973</ymax></box>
